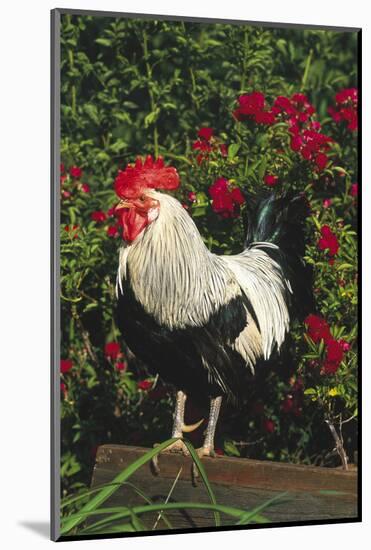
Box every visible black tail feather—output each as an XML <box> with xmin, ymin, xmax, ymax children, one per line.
<box><xmin>245</xmin><ymin>193</ymin><xmax>314</xmax><ymax>320</ymax></box>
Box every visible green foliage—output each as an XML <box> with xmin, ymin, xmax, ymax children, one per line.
<box><xmin>61</xmin><ymin>438</ymin><xmax>283</xmax><ymax>536</ymax></box>
<box><xmin>60</xmin><ymin>14</ymin><xmax>358</xmax><ymax>499</ymax></box>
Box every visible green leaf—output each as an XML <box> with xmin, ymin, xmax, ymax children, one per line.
<box><xmin>95</xmin><ymin>38</ymin><xmax>112</xmax><ymax>47</ymax></box>
<box><xmin>224</xmin><ymin>440</ymin><xmax>241</xmax><ymax>457</ymax></box>
<box><xmin>258</xmin><ymin>156</ymin><xmax>268</xmax><ymax>180</ymax></box>
<box><xmin>144</xmin><ymin>108</ymin><xmax>160</xmax><ymax>128</ymax></box>
<box><xmin>83</xmin><ymin>104</ymin><xmax>99</xmax><ymax>125</ymax></box>
<box><xmin>228</xmin><ymin>143</ymin><xmax>240</xmax><ymax>160</ymax></box>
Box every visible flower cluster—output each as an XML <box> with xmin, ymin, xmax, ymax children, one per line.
<box><xmin>233</xmin><ymin>92</ymin><xmax>275</xmax><ymax>125</ymax></box>
<box><xmin>264</xmin><ymin>174</ymin><xmax>279</xmax><ymax>187</ymax></box>
<box><xmin>318</xmin><ymin>225</ymin><xmax>339</xmax><ymax>258</ymax></box>
<box><xmin>192</xmin><ymin>127</ymin><xmax>228</xmax><ymax>164</ymax></box>
<box><xmin>272</xmin><ymin>94</ymin><xmax>333</xmax><ymax>171</ymax></box>
<box><xmin>137</xmin><ymin>379</ymin><xmax>153</xmax><ymax>391</ymax></box>
<box><xmin>61</xmin><ymin>164</ymin><xmax>91</xmax><ymax>200</ymax></box>
<box><xmin>104</xmin><ymin>341</ymin><xmax>127</xmax><ymax>371</ymax></box>
<box><xmin>89</xmin><ymin>206</ymin><xmax>122</xmax><ymax>238</ymax></box>
<box><xmin>208</xmin><ymin>177</ymin><xmax>245</xmax><ymax>218</ymax></box>
<box><xmin>61</xmin><ymin>359</ymin><xmax>73</xmax><ymax>374</ymax></box>
<box><xmin>305</xmin><ymin>314</ymin><xmax>349</xmax><ymax>375</ymax></box>
<box><xmin>234</xmin><ymin>91</ymin><xmax>334</xmax><ymax>172</ymax></box>
<box><xmin>328</xmin><ymin>88</ymin><xmax>358</xmax><ymax>131</ymax></box>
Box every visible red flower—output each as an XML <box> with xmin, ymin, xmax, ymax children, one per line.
<box><xmin>233</xmin><ymin>92</ymin><xmax>275</xmax><ymax>125</ymax></box>
<box><xmin>107</xmin><ymin>225</ymin><xmax>119</xmax><ymax>238</ymax></box>
<box><xmin>60</xmin><ymin>163</ymin><xmax>65</xmax><ymax>174</ymax></box>
<box><xmin>239</xmin><ymin>91</ymin><xmax>265</xmax><ymax>112</ymax></box>
<box><xmin>318</xmin><ymin>225</ymin><xmax>339</xmax><ymax>257</ymax></box>
<box><xmin>323</xmin><ymin>199</ymin><xmax>332</xmax><ymax>209</ymax></box>
<box><xmin>291</xmin><ymin>93</ymin><xmax>309</xmax><ymax>105</ymax></box>
<box><xmin>350</xmin><ymin>183</ymin><xmax>358</xmax><ymax>197</ymax></box>
<box><xmin>262</xmin><ymin>418</ymin><xmax>275</xmax><ymax>434</ymax></box>
<box><xmin>62</xmin><ymin>190</ymin><xmax>71</xmax><ymax>199</ymax></box>
<box><xmin>322</xmin><ymin>360</ymin><xmax>340</xmax><ymax>375</ymax></box>
<box><xmin>115</xmin><ymin>361</ymin><xmax>127</xmax><ymax>372</ymax></box>
<box><xmin>273</xmin><ymin>96</ymin><xmax>296</xmax><ymax>116</ymax></box>
<box><xmin>197</xmin><ymin>127</ymin><xmax>214</xmax><ymax>141</ymax></box>
<box><xmin>301</xmin><ymin>146</ymin><xmax>312</xmax><ymax>160</ymax></box>
<box><xmin>326</xmin><ymin>339</ymin><xmax>344</xmax><ymax>364</ymax></box>
<box><xmin>81</xmin><ymin>183</ymin><xmax>90</xmax><ymax>193</ymax></box>
<box><xmin>335</xmin><ymin>88</ymin><xmax>358</xmax><ymax>105</ymax></box>
<box><xmin>209</xmin><ymin>178</ymin><xmax>245</xmax><ymax>218</ymax></box>
<box><xmin>91</xmin><ymin>211</ymin><xmax>107</xmax><ymax>223</ymax></box>
<box><xmin>61</xmin><ymin>359</ymin><xmax>73</xmax><ymax>374</ymax></box>
<box><xmin>188</xmin><ymin>191</ymin><xmax>197</xmax><ymax>202</ymax></box>
<box><xmin>60</xmin><ymin>382</ymin><xmax>67</xmax><ymax>396</ymax></box>
<box><xmin>264</xmin><ymin>174</ymin><xmax>279</xmax><ymax>187</ymax></box>
<box><xmin>230</xmin><ymin>187</ymin><xmax>245</xmax><ymax>205</ymax></box>
<box><xmin>329</xmin><ymin>88</ymin><xmax>358</xmax><ymax>131</ymax></box>
<box><xmin>219</xmin><ymin>143</ymin><xmax>228</xmax><ymax>156</ymax></box>
<box><xmin>70</xmin><ymin>166</ymin><xmax>83</xmax><ymax>178</ymax></box>
<box><xmin>105</xmin><ymin>342</ymin><xmax>121</xmax><ymax>360</ymax></box>
<box><xmin>339</xmin><ymin>339</ymin><xmax>351</xmax><ymax>352</ymax></box>
<box><xmin>115</xmin><ymin>156</ymin><xmax>180</xmax><ymax>200</ymax></box>
<box><xmin>290</xmin><ymin>135</ymin><xmax>302</xmax><ymax>152</ymax></box>
<box><xmin>137</xmin><ymin>379</ymin><xmax>153</xmax><ymax>391</ymax></box>
<box><xmin>304</xmin><ymin>314</ymin><xmax>331</xmax><ymax>344</ymax></box>
<box><xmin>254</xmin><ymin>110</ymin><xmax>276</xmax><ymax>125</ymax></box>
<box><xmin>309</xmin><ymin>120</ymin><xmax>321</xmax><ymax>131</ymax></box>
<box><xmin>322</xmin><ymin>339</ymin><xmax>344</xmax><ymax>375</ymax></box>
<box><xmin>315</xmin><ymin>152</ymin><xmax>328</xmax><ymax>171</ymax></box>
<box><xmin>192</xmin><ymin>140</ymin><xmax>213</xmax><ymax>153</ymax></box>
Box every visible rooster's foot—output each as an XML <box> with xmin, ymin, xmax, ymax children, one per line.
<box><xmin>191</xmin><ymin>446</ymin><xmax>219</xmax><ymax>486</ymax></box>
<box><xmin>151</xmin><ymin>439</ymin><xmax>189</xmax><ymax>475</ymax></box>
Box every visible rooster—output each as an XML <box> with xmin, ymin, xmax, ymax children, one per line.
<box><xmin>114</xmin><ymin>155</ymin><xmax>312</xmax><ymax>471</ymax></box>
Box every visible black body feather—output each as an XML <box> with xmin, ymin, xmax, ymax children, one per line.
<box><xmin>244</xmin><ymin>192</ymin><xmax>314</xmax><ymax>320</ymax></box>
<box><xmin>117</xmin><ymin>281</ymin><xmax>253</xmax><ymax>405</ymax></box>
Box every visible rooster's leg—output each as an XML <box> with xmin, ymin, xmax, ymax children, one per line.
<box><xmin>192</xmin><ymin>396</ymin><xmax>222</xmax><ymax>484</ymax></box>
<box><xmin>151</xmin><ymin>390</ymin><xmax>203</xmax><ymax>474</ymax></box>
<box><xmin>197</xmin><ymin>395</ymin><xmax>222</xmax><ymax>458</ymax></box>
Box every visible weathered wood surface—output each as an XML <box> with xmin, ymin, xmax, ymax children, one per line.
<box><xmin>90</xmin><ymin>444</ymin><xmax>358</xmax><ymax>531</ymax></box>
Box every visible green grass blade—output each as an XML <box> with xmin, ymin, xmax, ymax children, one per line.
<box><xmin>182</xmin><ymin>440</ymin><xmax>220</xmax><ymax>527</ymax></box>
<box><xmin>62</xmin><ymin>478</ymin><xmax>173</xmax><ymax>531</ymax></box>
<box><xmin>236</xmin><ymin>492</ymin><xmax>289</xmax><ymax>525</ymax></box>
<box><xmin>61</xmin><ymin>482</ymin><xmax>130</xmax><ymax>511</ymax></box>
<box><xmin>75</xmin><ymin>501</ymin><xmax>252</xmax><ymax>535</ymax></box>
<box><xmin>61</xmin><ymin>437</ymin><xmax>177</xmax><ymax>535</ymax></box>
<box><xmin>129</xmin><ymin>509</ymin><xmax>147</xmax><ymax>531</ymax></box>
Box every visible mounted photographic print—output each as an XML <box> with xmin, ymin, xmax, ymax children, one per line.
<box><xmin>51</xmin><ymin>8</ymin><xmax>361</xmax><ymax>541</ymax></box>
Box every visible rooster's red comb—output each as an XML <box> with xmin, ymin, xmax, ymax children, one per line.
<box><xmin>114</xmin><ymin>155</ymin><xmax>180</xmax><ymax>199</ymax></box>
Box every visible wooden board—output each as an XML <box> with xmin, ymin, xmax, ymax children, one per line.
<box><xmin>90</xmin><ymin>444</ymin><xmax>358</xmax><ymax>532</ymax></box>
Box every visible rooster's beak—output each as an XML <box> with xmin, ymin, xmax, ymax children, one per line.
<box><xmin>115</xmin><ymin>199</ymin><xmax>133</xmax><ymax>211</ymax></box>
